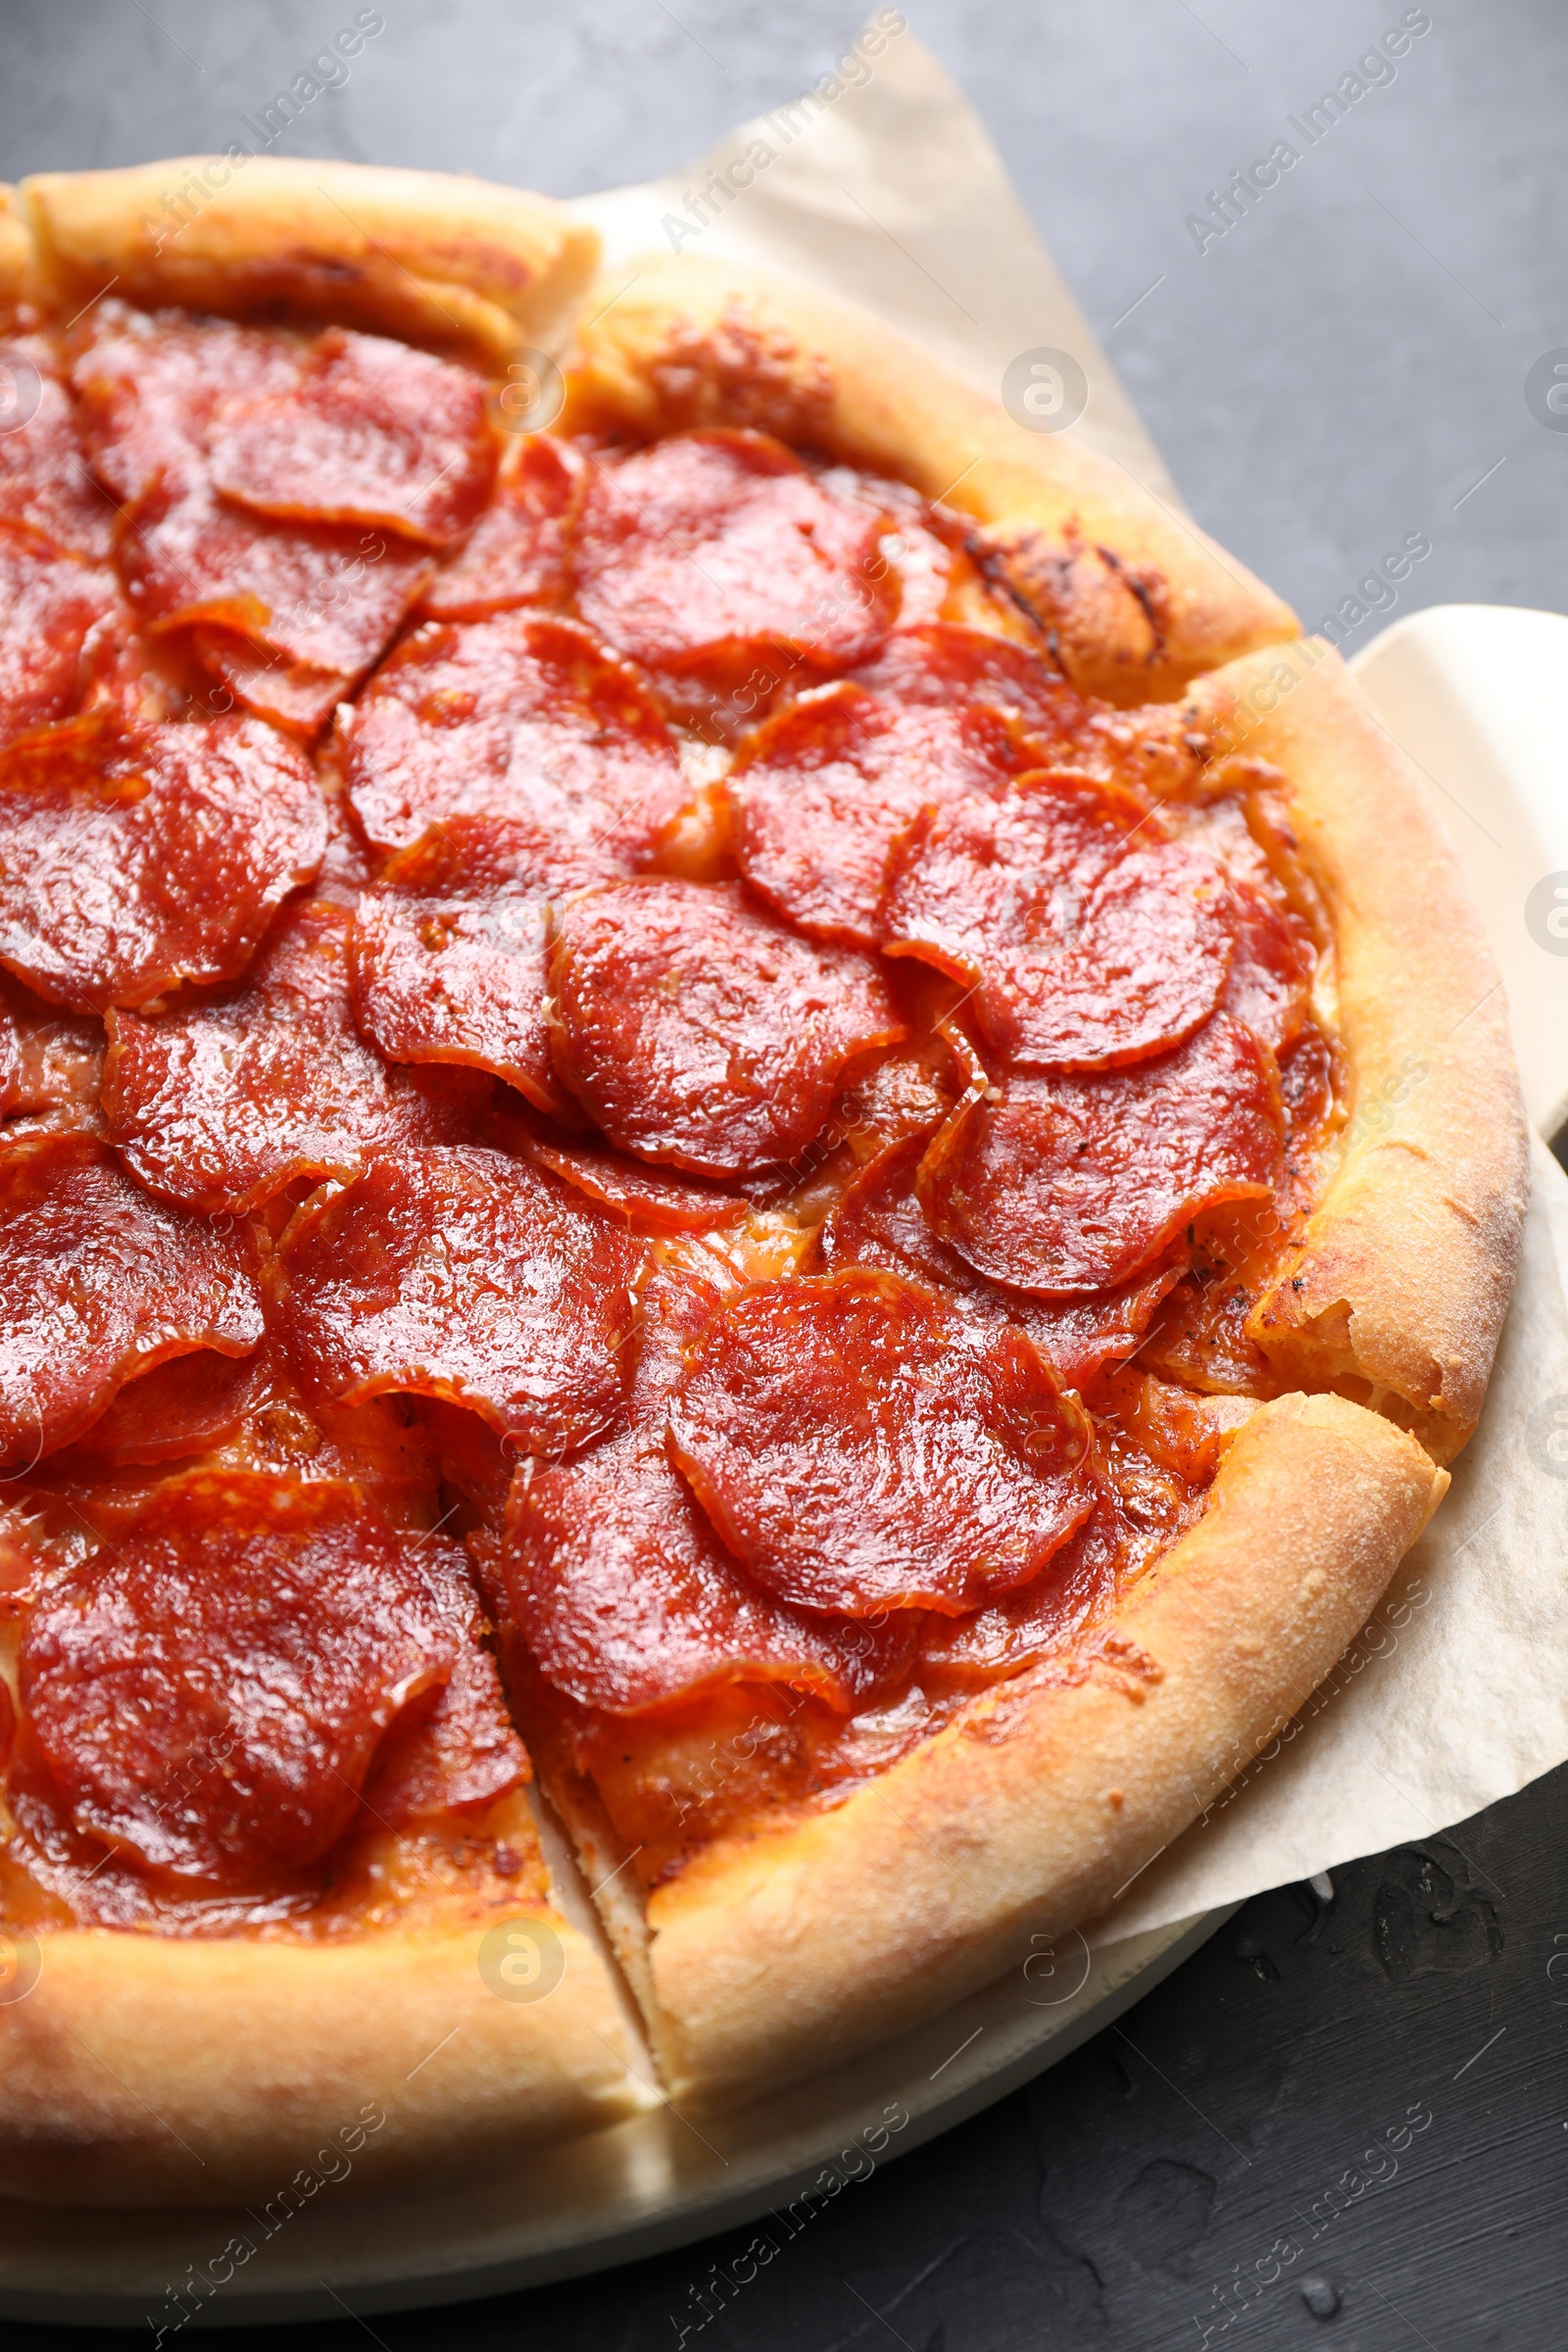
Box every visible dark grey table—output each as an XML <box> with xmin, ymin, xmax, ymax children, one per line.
<box><xmin>4</xmin><ymin>3</ymin><xmax>1565</xmax><ymax>2341</ymax></box>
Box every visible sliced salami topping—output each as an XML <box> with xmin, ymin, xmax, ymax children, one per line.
<box><xmin>884</xmin><ymin>774</ymin><xmax>1236</xmax><ymax>1070</ymax></box>
<box><xmin>1224</xmin><ymin>877</ymin><xmax>1317</xmax><ymax>1054</ymax></box>
<box><xmin>919</xmin><ymin>1014</ymin><xmax>1283</xmax><ymax>1295</ymax></box>
<box><xmin>820</xmin><ymin>1132</ymin><xmax>1182</xmax><ymax>1390</ymax></box>
<box><xmin>19</xmin><ymin>1470</ymin><xmax>477</xmax><ymax>1883</ymax></box>
<box><xmin>667</xmin><ymin>1268</ymin><xmax>1096</xmax><ymax>1617</ymax></box>
<box><xmin>422</xmin><ymin>433</ymin><xmax>581</xmax><ymax>617</ymax></box>
<box><xmin>572</xmin><ymin>429</ymin><xmax>899</xmax><ymax>683</ymax></box>
<box><xmin>547</xmin><ymin>879</ymin><xmax>904</xmax><ymax>1178</ymax></box>
<box><xmin>73</xmin><ymin>307</ymin><xmax>430</xmax><ymax>728</ymax></box>
<box><xmin>848</xmin><ymin>622</ymin><xmax>1085</xmax><ymax>737</ymax></box>
<box><xmin>0</xmin><ymin>347</ymin><xmax>116</xmax><ymax>559</ymax></box>
<box><xmin>726</xmin><ymin>683</ymin><xmax>1032</xmax><ymax>948</ymax></box>
<box><xmin>0</xmin><ymin>707</ymin><xmax>324</xmax><ymax>1012</ymax></box>
<box><xmin>504</xmin><ymin>1264</ymin><xmax>916</xmax><ymax>1714</ymax></box>
<box><xmin>350</xmin><ymin>882</ymin><xmax>565</xmax><ymax>1117</ymax></box>
<box><xmin>522</xmin><ymin>1137</ymin><xmax>746</xmax><ymax>1232</ymax></box>
<box><xmin>153</xmin><ymin>500</ymin><xmax>430</xmax><ymax>730</ymax></box>
<box><xmin>834</xmin><ymin>1037</ymin><xmax>963</xmax><ymax>1159</ymax></box>
<box><xmin>104</xmin><ymin>898</ymin><xmax>484</xmax><ymax>1213</ymax></box>
<box><xmin>0</xmin><ymin>969</ymin><xmax>103</xmax><ymax>1125</ymax></box>
<box><xmin>62</xmin><ymin>1345</ymin><xmax>271</xmax><ymax>1467</ymax></box>
<box><xmin>341</xmin><ymin>612</ymin><xmax>688</xmax><ymax>864</ymax></box>
<box><xmin>271</xmin><ymin>1145</ymin><xmax>642</xmax><ymax>1454</ymax></box>
<box><xmin>376</xmin><ymin>808</ymin><xmax>623</xmax><ymax>900</ymax></box>
<box><xmin>361</xmin><ymin>1547</ymin><xmax>526</xmax><ymax>1825</ymax></box>
<box><xmin>209</xmin><ymin>327</ymin><xmax>495</xmax><ymax>546</ymax></box>
<box><xmin>0</xmin><ymin>1132</ymin><xmax>261</xmax><ymax>1472</ymax></box>
<box><xmin>0</xmin><ymin>533</ymin><xmax>122</xmax><ymax>747</ymax></box>
<box><xmin>916</xmin><ymin>1494</ymin><xmax>1135</xmax><ymax>1688</ymax></box>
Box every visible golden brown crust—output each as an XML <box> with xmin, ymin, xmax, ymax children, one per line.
<box><xmin>618</xmin><ymin>1396</ymin><xmax>1444</xmax><ymax>2107</ymax></box>
<box><xmin>0</xmin><ymin>185</ymin><xmax>34</xmax><ymax>316</ymax></box>
<box><xmin>0</xmin><ymin>1904</ymin><xmax>642</xmax><ymax>2208</ymax></box>
<box><xmin>1185</xmin><ymin>642</ymin><xmax>1530</xmax><ymax>1460</ymax></box>
<box><xmin>564</xmin><ymin>251</ymin><xmax>1298</xmax><ymax>703</ymax></box>
<box><xmin>17</xmin><ymin>158</ymin><xmax>600</xmax><ymax>363</ymax></box>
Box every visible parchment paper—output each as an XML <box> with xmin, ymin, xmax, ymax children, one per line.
<box><xmin>564</xmin><ymin>27</ymin><xmax>1568</xmax><ymax>1942</ymax></box>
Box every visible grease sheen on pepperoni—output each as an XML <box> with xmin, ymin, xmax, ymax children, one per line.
<box><xmin>884</xmin><ymin>774</ymin><xmax>1235</xmax><ymax>1070</ymax></box>
<box><xmin>0</xmin><ymin>1132</ymin><xmax>261</xmax><ymax>1472</ymax></box>
<box><xmin>72</xmin><ymin>307</ymin><xmax>430</xmax><ymax>729</ymax></box>
<box><xmin>62</xmin><ymin>1347</ymin><xmax>273</xmax><ymax>1468</ymax></box>
<box><xmin>0</xmin><ymin>969</ymin><xmax>103</xmax><ymax>1124</ymax></box>
<box><xmin>667</xmin><ymin>1268</ymin><xmax>1097</xmax><ymax>1617</ymax></box>
<box><xmin>522</xmin><ymin>1138</ymin><xmax>746</xmax><ymax>1232</ymax></box>
<box><xmin>422</xmin><ymin>434</ymin><xmax>581</xmax><ymax>618</ymax></box>
<box><xmin>726</xmin><ymin>683</ymin><xmax>1033</xmax><ymax>948</ymax></box>
<box><xmin>271</xmin><ymin>1145</ymin><xmax>642</xmax><ymax>1455</ymax></box>
<box><xmin>342</xmin><ymin>612</ymin><xmax>688</xmax><ymax>864</ymax></box>
<box><xmin>1223</xmin><ymin>877</ymin><xmax>1317</xmax><ymax>1054</ymax></box>
<box><xmin>547</xmin><ymin>878</ymin><xmax>904</xmax><ymax>1178</ymax></box>
<box><xmin>209</xmin><ymin>327</ymin><xmax>494</xmax><ymax>546</ymax></box>
<box><xmin>848</xmin><ymin>623</ymin><xmax>1085</xmax><ymax>738</ymax></box>
<box><xmin>361</xmin><ymin>1549</ymin><xmax>526</xmax><ymax>1827</ymax></box>
<box><xmin>19</xmin><ymin>1471</ymin><xmax>475</xmax><ymax>1883</ymax></box>
<box><xmin>0</xmin><ymin>349</ymin><xmax>115</xmax><ymax>559</ymax></box>
<box><xmin>0</xmin><ymin>533</ymin><xmax>122</xmax><ymax>748</ymax></box>
<box><xmin>820</xmin><ymin>1131</ymin><xmax>1182</xmax><ymax>1390</ymax></box>
<box><xmin>504</xmin><ymin>1265</ymin><xmax>916</xmax><ymax>1714</ymax></box>
<box><xmin>0</xmin><ymin>708</ymin><xmax>324</xmax><ymax>1012</ymax></box>
<box><xmin>572</xmin><ymin>429</ymin><xmax>899</xmax><ymax>682</ymax></box>
<box><xmin>919</xmin><ymin>1014</ymin><xmax>1283</xmax><ymax>1296</ymax></box>
<box><xmin>350</xmin><ymin>882</ymin><xmax>565</xmax><ymax>1117</ymax></box>
<box><xmin>104</xmin><ymin>898</ymin><xmax>483</xmax><ymax>1213</ymax></box>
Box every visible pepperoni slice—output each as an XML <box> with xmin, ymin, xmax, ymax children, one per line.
<box><xmin>104</xmin><ymin>899</ymin><xmax>484</xmax><ymax>1213</ymax></box>
<box><xmin>73</xmin><ymin>308</ymin><xmax>430</xmax><ymax>729</ymax></box>
<box><xmin>834</xmin><ymin>1038</ymin><xmax>963</xmax><ymax>1160</ymax></box>
<box><xmin>350</xmin><ymin>882</ymin><xmax>565</xmax><ymax>1117</ymax></box>
<box><xmin>0</xmin><ymin>970</ymin><xmax>103</xmax><ymax>1125</ymax></box>
<box><xmin>884</xmin><ymin>774</ymin><xmax>1236</xmax><ymax>1070</ymax></box>
<box><xmin>504</xmin><ymin>1264</ymin><xmax>916</xmax><ymax>1713</ymax></box>
<box><xmin>0</xmin><ymin>533</ymin><xmax>122</xmax><ymax>747</ymax></box>
<box><xmin>209</xmin><ymin>327</ymin><xmax>495</xmax><ymax>546</ymax></box>
<box><xmin>848</xmin><ymin>622</ymin><xmax>1086</xmax><ymax>739</ymax></box>
<box><xmin>271</xmin><ymin>1145</ymin><xmax>642</xmax><ymax>1454</ymax></box>
<box><xmin>422</xmin><ymin>434</ymin><xmax>582</xmax><ymax>617</ymax></box>
<box><xmin>19</xmin><ymin>1471</ymin><xmax>477</xmax><ymax>1884</ymax></box>
<box><xmin>572</xmin><ymin>429</ymin><xmax>898</xmax><ymax>684</ymax></box>
<box><xmin>0</xmin><ymin>708</ymin><xmax>323</xmax><ymax>1013</ymax></box>
<box><xmin>667</xmin><ymin>1268</ymin><xmax>1096</xmax><ymax>1617</ymax></box>
<box><xmin>341</xmin><ymin>612</ymin><xmax>688</xmax><ymax>864</ymax></box>
<box><xmin>1224</xmin><ymin>877</ymin><xmax>1317</xmax><ymax>1054</ymax></box>
<box><xmin>0</xmin><ymin>345</ymin><xmax>115</xmax><ymax>559</ymax></box>
<box><xmin>0</xmin><ymin>1132</ymin><xmax>261</xmax><ymax>1472</ymax></box>
<box><xmin>522</xmin><ymin>1138</ymin><xmax>746</xmax><ymax>1232</ymax></box>
<box><xmin>916</xmin><ymin>1497</ymin><xmax>1122</xmax><ymax>1688</ymax></box>
<box><xmin>919</xmin><ymin>1014</ymin><xmax>1283</xmax><ymax>1295</ymax></box>
<box><xmin>820</xmin><ymin>1132</ymin><xmax>1183</xmax><ymax>1390</ymax></box>
<box><xmin>61</xmin><ymin>1346</ymin><xmax>272</xmax><ymax>1467</ymax></box>
<box><xmin>361</xmin><ymin>1548</ymin><xmax>526</xmax><ymax>1826</ymax></box>
<box><xmin>726</xmin><ymin>683</ymin><xmax>1032</xmax><ymax>949</ymax></box>
<box><xmin>377</xmin><ymin>810</ymin><xmax>623</xmax><ymax>900</ymax></box>
<box><xmin>547</xmin><ymin>879</ymin><xmax>904</xmax><ymax>1178</ymax></box>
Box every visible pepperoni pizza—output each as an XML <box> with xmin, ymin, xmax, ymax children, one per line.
<box><xmin>0</xmin><ymin>161</ymin><xmax>1526</xmax><ymax>2205</ymax></box>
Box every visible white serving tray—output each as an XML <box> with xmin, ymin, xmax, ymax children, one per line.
<box><xmin>0</xmin><ymin>1909</ymin><xmax>1226</xmax><ymax>2328</ymax></box>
